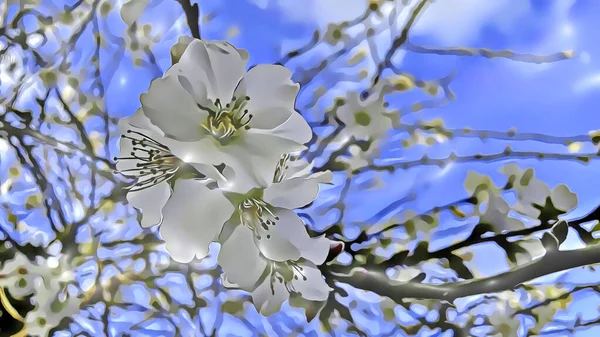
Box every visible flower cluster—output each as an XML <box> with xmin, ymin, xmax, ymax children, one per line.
<box><xmin>0</xmin><ymin>252</ymin><xmax>81</xmax><ymax>337</ymax></box>
<box><xmin>115</xmin><ymin>38</ymin><xmax>341</xmax><ymax>315</ymax></box>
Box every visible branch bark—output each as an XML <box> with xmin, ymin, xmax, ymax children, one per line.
<box><xmin>327</xmin><ymin>241</ymin><xmax>600</xmax><ymax>303</ymax></box>
<box><xmin>176</xmin><ymin>0</ymin><xmax>201</xmax><ymax>39</ymax></box>
<box><xmin>405</xmin><ymin>43</ymin><xmax>574</xmax><ymax>64</ymax></box>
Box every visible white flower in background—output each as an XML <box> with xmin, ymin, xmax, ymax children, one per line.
<box><xmin>549</xmin><ymin>184</ymin><xmax>578</xmax><ymax>212</ymax></box>
<box><xmin>336</xmin><ymin>91</ymin><xmax>392</xmax><ymax>141</ymax></box>
<box><xmin>120</xmin><ymin>0</ymin><xmax>150</xmax><ymax>25</ymax></box>
<box><xmin>487</xmin><ymin>292</ymin><xmax>522</xmax><ymax>336</ymax></box>
<box><xmin>339</xmin><ymin>144</ymin><xmax>372</xmax><ymax>171</ymax></box>
<box><xmin>217</xmin><ymin>154</ymin><xmax>332</xmax><ymax>263</ymax></box>
<box><xmin>218</xmin><ymin>225</ymin><xmax>332</xmax><ymax>315</ymax></box>
<box><xmin>478</xmin><ymin>192</ymin><xmax>525</xmax><ymax>233</ymax></box>
<box><xmin>24</xmin><ymin>277</ymin><xmax>82</xmax><ymax>337</ymax></box>
<box><xmin>140</xmin><ymin>39</ymin><xmax>313</xmax><ymax>192</ymax></box>
<box><xmin>0</xmin><ymin>253</ymin><xmax>82</xmax><ymax>336</ymax></box>
<box><xmin>500</xmin><ymin>164</ymin><xmax>578</xmax><ymax>218</ymax></box>
<box><xmin>323</xmin><ymin>23</ymin><xmax>351</xmax><ymax>46</ymax></box>
<box><xmin>116</xmin><ymin>110</ymin><xmax>235</xmax><ymax>262</ymax></box>
<box><xmin>0</xmin><ymin>252</ymin><xmax>46</xmax><ymax>298</ymax></box>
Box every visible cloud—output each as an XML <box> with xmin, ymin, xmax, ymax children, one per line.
<box><xmin>573</xmin><ymin>73</ymin><xmax>600</xmax><ymax>94</ymax></box>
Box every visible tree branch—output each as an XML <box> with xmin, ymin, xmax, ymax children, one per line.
<box><xmin>176</xmin><ymin>0</ymin><xmax>201</xmax><ymax>39</ymax></box>
<box><xmin>327</xmin><ymin>242</ymin><xmax>600</xmax><ymax>303</ymax></box>
<box><xmin>405</xmin><ymin>43</ymin><xmax>574</xmax><ymax>64</ymax></box>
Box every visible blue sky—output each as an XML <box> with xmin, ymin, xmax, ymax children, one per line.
<box><xmin>3</xmin><ymin>0</ymin><xmax>600</xmax><ymax>336</ymax></box>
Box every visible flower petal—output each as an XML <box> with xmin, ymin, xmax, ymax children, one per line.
<box><xmin>292</xmin><ymin>262</ymin><xmax>332</xmax><ymax>301</ymax></box>
<box><xmin>336</xmin><ymin>91</ymin><xmax>391</xmax><ymax>141</ymax></box>
<box><xmin>219</xmin><ymin>274</ymin><xmax>240</xmax><ymax>289</ymax></box>
<box><xmin>126</xmin><ymin>181</ymin><xmax>171</xmax><ymax>228</ymax></box>
<box><xmin>251</xmin><ymin>111</ymin><xmax>312</xmax><ymax>145</ymax></box>
<box><xmin>263</xmin><ymin>177</ymin><xmax>320</xmax><ymax>209</ymax></box>
<box><xmin>141</xmin><ymin>75</ymin><xmax>206</xmax><ymax>141</ymax></box>
<box><xmin>169</xmin><ymin>35</ymin><xmax>195</xmax><ymax>64</ymax></box>
<box><xmin>162</xmin><ymin>137</ymin><xmax>220</xmax><ymax>167</ymax></box>
<box><xmin>168</xmin><ymin>66</ymin><xmax>212</xmax><ymax>109</ymax></box>
<box><xmin>120</xmin><ymin>0</ymin><xmax>149</xmax><ymax>25</ymax></box>
<box><xmin>160</xmin><ymin>179</ymin><xmax>234</xmax><ymax>262</ymax></box>
<box><xmin>218</xmin><ymin>165</ymin><xmax>262</xmax><ymax>196</ymax></box>
<box><xmin>217</xmin><ymin>133</ymin><xmax>306</xmax><ymax>192</ymax></box>
<box><xmin>117</xmin><ymin>109</ymin><xmax>164</xmax><ymax>136</ymax></box>
<box><xmin>254</xmin><ymin>216</ymin><xmax>302</xmax><ymax>262</ymax></box>
<box><xmin>255</xmin><ymin>208</ymin><xmax>329</xmax><ymax>264</ymax></box>
<box><xmin>178</xmin><ymin>39</ymin><xmax>247</xmax><ymax>101</ymax></box>
<box><xmin>117</xmin><ymin>109</ymin><xmax>167</xmax><ymax>173</ymax></box>
<box><xmin>234</xmin><ymin>64</ymin><xmax>298</xmax><ymax>129</ymax></box>
<box><xmin>218</xmin><ymin>225</ymin><xmax>267</xmax><ymax>290</ymax></box>
<box><xmin>550</xmin><ymin>184</ymin><xmax>578</xmax><ymax>212</ymax></box>
<box><xmin>286</xmin><ymin>159</ymin><xmax>314</xmax><ymax>179</ymax></box>
<box><xmin>252</xmin><ymin>275</ymin><xmax>290</xmax><ymax>316</ymax></box>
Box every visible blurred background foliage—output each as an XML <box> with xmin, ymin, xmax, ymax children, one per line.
<box><xmin>1</xmin><ymin>0</ymin><xmax>600</xmax><ymax>336</ymax></box>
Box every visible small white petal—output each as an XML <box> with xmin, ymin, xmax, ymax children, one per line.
<box><xmin>120</xmin><ymin>0</ymin><xmax>150</xmax><ymax>25</ymax></box>
<box><xmin>256</xmin><ymin>209</ymin><xmax>329</xmax><ymax>264</ymax></box>
<box><xmin>126</xmin><ymin>181</ymin><xmax>171</xmax><ymax>228</ymax></box>
<box><xmin>163</xmin><ymin>137</ymin><xmax>220</xmax><ymax>168</ymax></box>
<box><xmin>252</xmin><ymin>276</ymin><xmax>290</xmax><ymax>315</ymax></box>
<box><xmin>307</xmin><ymin>171</ymin><xmax>333</xmax><ymax>184</ymax></box>
<box><xmin>286</xmin><ymin>159</ymin><xmax>315</xmax><ymax>179</ymax></box>
<box><xmin>166</xmin><ymin>57</ymin><xmax>212</xmax><ymax>106</ymax></box>
<box><xmin>218</xmin><ymin>133</ymin><xmax>305</xmax><ymax>192</ymax></box>
<box><xmin>234</xmin><ymin>64</ymin><xmax>298</xmax><ymax>129</ymax></box>
<box><xmin>218</xmin><ymin>165</ymin><xmax>263</xmax><ymax>195</ymax></box>
<box><xmin>551</xmin><ymin>184</ymin><xmax>578</xmax><ymax>211</ymax></box>
<box><xmin>179</xmin><ymin>39</ymin><xmax>247</xmax><ymax>101</ymax></box>
<box><xmin>252</xmin><ymin>111</ymin><xmax>312</xmax><ymax>145</ymax></box>
<box><xmin>160</xmin><ymin>179</ymin><xmax>233</xmax><ymax>262</ymax></box>
<box><xmin>292</xmin><ymin>262</ymin><xmax>331</xmax><ymax>301</ymax></box>
<box><xmin>141</xmin><ymin>75</ymin><xmax>207</xmax><ymax>141</ymax></box>
<box><xmin>218</xmin><ymin>225</ymin><xmax>267</xmax><ymax>290</ymax></box>
<box><xmin>117</xmin><ymin>109</ymin><xmax>164</xmax><ymax>136</ymax></box>
<box><xmin>275</xmin><ymin>209</ymin><xmax>329</xmax><ymax>264</ymax></box>
<box><xmin>263</xmin><ymin>177</ymin><xmax>320</xmax><ymax>209</ymax></box>
<box><xmin>255</xmin><ymin>220</ymin><xmax>302</xmax><ymax>263</ymax></box>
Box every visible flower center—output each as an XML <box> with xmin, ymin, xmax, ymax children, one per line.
<box><xmin>201</xmin><ymin>96</ymin><xmax>253</xmax><ymax>141</ymax></box>
<box><xmin>238</xmin><ymin>198</ymin><xmax>279</xmax><ymax>240</ymax></box>
<box><xmin>353</xmin><ymin>111</ymin><xmax>371</xmax><ymax>126</ymax></box>
<box><xmin>269</xmin><ymin>261</ymin><xmax>307</xmax><ymax>295</ymax></box>
<box><xmin>114</xmin><ymin>130</ymin><xmax>185</xmax><ymax>192</ymax></box>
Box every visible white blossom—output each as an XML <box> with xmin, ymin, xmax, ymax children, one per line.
<box><xmin>478</xmin><ymin>192</ymin><xmax>525</xmax><ymax>233</ymax></box>
<box><xmin>115</xmin><ymin>109</ymin><xmax>235</xmax><ymax>262</ymax></box>
<box><xmin>218</xmin><ymin>226</ymin><xmax>331</xmax><ymax>315</ymax></box>
<box><xmin>120</xmin><ymin>0</ymin><xmax>150</xmax><ymax>25</ymax></box>
<box><xmin>140</xmin><ymin>39</ymin><xmax>313</xmax><ymax>192</ymax></box>
<box><xmin>336</xmin><ymin>91</ymin><xmax>392</xmax><ymax>141</ymax></box>
<box><xmin>0</xmin><ymin>253</ymin><xmax>82</xmax><ymax>336</ymax></box>
<box><xmin>217</xmin><ymin>154</ymin><xmax>332</xmax><ymax>263</ymax></box>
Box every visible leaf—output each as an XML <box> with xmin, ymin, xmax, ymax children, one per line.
<box><xmin>448</xmin><ymin>254</ymin><xmax>473</xmax><ymax>279</ymax></box>
<box><xmin>221</xmin><ymin>300</ymin><xmax>244</xmax><ymax>315</ymax></box>
<box><xmin>541</xmin><ymin>232</ymin><xmax>559</xmax><ymax>251</ymax></box>
<box><xmin>551</xmin><ymin>220</ymin><xmax>569</xmax><ymax>245</ymax></box>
